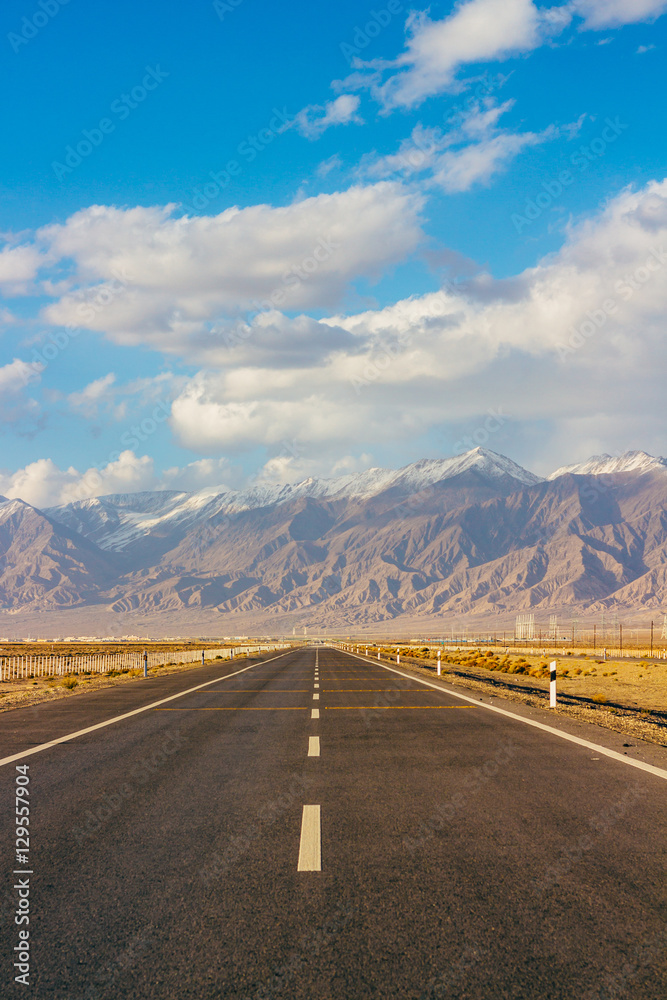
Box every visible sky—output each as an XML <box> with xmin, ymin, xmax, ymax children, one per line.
<box><xmin>1</xmin><ymin>0</ymin><xmax>666</xmax><ymax>507</ymax></box>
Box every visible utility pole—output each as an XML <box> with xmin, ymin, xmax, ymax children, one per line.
<box><xmin>619</xmin><ymin>623</ymin><xmax>623</xmax><ymax>655</ymax></box>
<box><xmin>650</xmin><ymin>620</ymin><xmax>654</xmax><ymax>658</ymax></box>
<box><xmin>593</xmin><ymin>624</ymin><xmax>596</xmax><ymax>652</ymax></box>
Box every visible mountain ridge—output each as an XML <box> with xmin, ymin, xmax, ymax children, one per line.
<box><xmin>1</xmin><ymin>448</ymin><xmax>666</xmax><ymax>624</ymax></box>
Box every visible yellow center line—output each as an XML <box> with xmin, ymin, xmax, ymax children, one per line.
<box><xmin>324</xmin><ymin>705</ymin><xmax>473</xmax><ymax>710</ymax></box>
<box><xmin>154</xmin><ymin>707</ymin><xmax>310</xmax><ymax>712</ymax></box>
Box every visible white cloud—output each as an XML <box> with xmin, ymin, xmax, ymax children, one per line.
<box><xmin>0</xmin><ymin>359</ymin><xmax>42</xmax><ymax>425</ymax></box>
<box><xmin>67</xmin><ymin>373</ymin><xmax>116</xmax><ymax>418</ymax></box>
<box><xmin>158</xmin><ymin>457</ymin><xmax>237</xmax><ymax>493</ymax></box>
<box><xmin>293</xmin><ymin>95</ymin><xmax>363</xmax><ymax>139</ymax></box>
<box><xmin>573</xmin><ymin>0</ymin><xmax>667</xmax><ymax>29</ymax></box>
<box><xmin>0</xmin><ymin>358</ymin><xmax>41</xmax><ymax>393</ymax></box>
<box><xmin>338</xmin><ymin>0</ymin><xmax>666</xmax><ymax>112</ymax></box>
<box><xmin>163</xmin><ymin>179</ymin><xmax>667</xmax><ymax>468</ymax></box>
<box><xmin>0</xmin><ymin>244</ymin><xmax>43</xmax><ymax>294</ymax></box>
<box><xmin>432</xmin><ymin>128</ymin><xmax>554</xmax><ymax>192</ymax></box>
<box><xmin>35</xmin><ymin>185</ymin><xmax>424</xmax><ymax>357</ymax></box>
<box><xmin>0</xmin><ymin>451</ymin><xmax>156</xmax><ymax>508</ymax></box>
<box><xmin>365</xmin><ymin>98</ymin><xmax>559</xmax><ymax>193</ymax></box>
<box><xmin>369</xmin><ymin>0</ymin><xmax>546</xmax><ymax>110</ymax></box>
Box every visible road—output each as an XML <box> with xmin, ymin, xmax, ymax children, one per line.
<box><xmin>1</xmin><ymin>645</ymin><xmax>665</xmax><ymax>999</ymax></box>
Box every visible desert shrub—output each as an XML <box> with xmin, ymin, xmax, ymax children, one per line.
<box><xmin>592</xmin><ymin>693</ymin><xmax>607</xmax><ymax>704</ymax></box>
<box><xmin>61</xmin><ymin>677</ymin><xmax>78</xmax><ymax>690</ymax></box>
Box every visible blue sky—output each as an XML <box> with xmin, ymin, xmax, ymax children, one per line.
<box><xmin>1</xmin><ymin>0</ymin><xmax>667</xmax><ymax>506</ymax></box>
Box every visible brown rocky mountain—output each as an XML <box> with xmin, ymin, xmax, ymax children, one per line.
<box><xmin>1</xmin><ymin>449</ymin><xmax>666</xmax><ymax>630</ymax></box>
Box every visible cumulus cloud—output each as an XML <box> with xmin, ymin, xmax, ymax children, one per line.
<box><xmin>33</xmin><ymin>185</ymin><xmax>423</xmax><ymax>357</ymax></box>
<box><xmin>0</xmin><ymin>451</ymin><xmax>156</xmax><ymax>508</ymax></box>
<box><xmin>163</xmin><ymin>179</ymin><xmax>667</xmax><ymax>469</ymax></box>
<box><xmin>0</xmin><ymin>243</ymin><xmax>44</xmax><ymax>294</ymax></box>
<box><xmin>293</xmin><ymin>95</ymin><xmax>363</xmax><ymax>139</ymax></box>
<box><xmin>0</xmin><ymin>358</ymin><xmax>41</xmax><ymax>393</ymax></box>
<box><xmin>360</xmin><ymin>0</ymin><xmax>547</xmax><ymax>110</ymax></box>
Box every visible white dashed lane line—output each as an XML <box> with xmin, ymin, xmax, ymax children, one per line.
<box><xmin>297</xmin><ymin>805</ymin><xmax>321</xmax><ymax>871</ymax></box>
<box><xmin>311</xmin><ymin>708</ymin><xmax>319</xmax><ymax>719</ymax></box>
<box><xmin>308</xmin><ymin>736</ymin><xmax>320</xmax><ymax>757</ymax></box>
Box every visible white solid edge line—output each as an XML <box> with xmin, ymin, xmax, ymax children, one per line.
<box><xmin>297</xmin><ymin>804</ymin><xmax>321</xmax><ymax>871</ymax></box>
<box><xmin>0</xmin><ymin>648</ymin><xmax>296</xmax><ymax>768</ymax></box>
<box><xmin>311</xmin><ymin>708</ymin><xmax>320</xmax><ymax>719</ymax></box>
<box><xmin>308</xmin><ymin>736</ymin><xmax>320</xmax><ymax>757</ymax></box>
<box><xmin>340</xmin><ymin>648</ymin><xmax>667</xmax><ymax>781</ymax></box>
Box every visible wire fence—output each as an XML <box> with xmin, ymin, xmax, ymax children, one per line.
<box><xmin>338</xmin><ymin>643</ymin><xmax>667</xmax><ymax>662</ymax></box>
<box><xmin>0</xmin><ymin>644</ymin><xmax>289</xmax><ymax>681</ymax></box>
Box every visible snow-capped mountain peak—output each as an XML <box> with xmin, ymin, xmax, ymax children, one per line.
<box><xmin>44</xmin><ymin>448</ymin><xmax>540</xmax><ymax>552</ymax></box>
<box><xmin>548</xmin><ymin>450</ymin><xmax>667</xmax><ymax>480</ymax></box>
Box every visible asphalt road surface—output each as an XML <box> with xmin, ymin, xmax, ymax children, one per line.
<box><xmin>1</xmin><ymin>646</ymin><xmax>665</xmax><ymax>999</ymax></box>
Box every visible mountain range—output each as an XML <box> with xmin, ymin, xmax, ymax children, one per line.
<box><xmin>2</xmin><ymin>447</ymin><xmax>667</xmax><ymax>634</ymax></box>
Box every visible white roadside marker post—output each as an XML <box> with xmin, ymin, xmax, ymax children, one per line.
<box><xmin>437</xmin><ymin>650</ymin><xmax>441</xmax><ymax>677</ymax></box>
<box><xmin>550</xmin><ymin>660</ymin><xmax>557</xmax><ymax>708</ymax></box>
<box><xmin>377</xmin><ymin>651</ymin><xmax>380</xmax><ymax>660</ymax></box>
<box><xmin>143</xmin><ymin>650</ymin><xmax>148</xmax><ymax>678</ymax></box>
<box><xmin>202</xmin><ymin>650</ymin><xmax>205</xmax><ymax>667</ymax></box>
<box><xmin>396</xmin><ymin>653</ymin><xmax>400</xmax><ymax>664</ymax></box>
